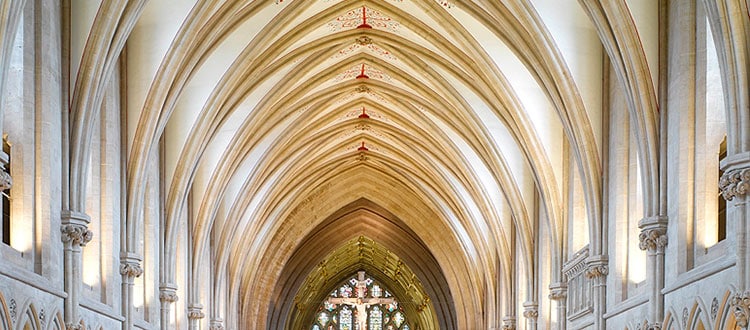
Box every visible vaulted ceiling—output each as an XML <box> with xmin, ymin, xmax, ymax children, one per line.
<box><xmin>68</xmin><ymin>0</ymin><xmax>660</xmax><ymax>328</ymax></box>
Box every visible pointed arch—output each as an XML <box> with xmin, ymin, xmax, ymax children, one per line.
<box><xmin>662</xmin><ymin>307</ymin><xmax>682</xmax><ymax>330</ymax></box>
<box><xmin>46</xmin><ymin>311</ymin><xmax>63</xmax><ymax>330</ymax></box>
<box><xmin>15</xmin><ymin>302</ymin><xmax>40</xmax><ymax>330</ymax></box>
<box><xmin>686</xmin><ymin>299</ymin><xmax>711</xmax><ymax>330</ymax></box>
<box><xmin>0</xmin><ymin>292</ymin><xmax>10</xmax><ymax>330</ymax></box>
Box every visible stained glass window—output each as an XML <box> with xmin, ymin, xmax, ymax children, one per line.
<box><xmin>311</xmin><ymin>271</ymin><xmax>412</xmax><ymax>329</ymax></box>
<box><xmin>340</xmin><ymin>307</ymin><xmax>353</xmax><ymax>330</ymax></box>
<box><xmin>369</xmin><ymin>306</ymin><xmax>383</xmax><ymax>330</ymax></box>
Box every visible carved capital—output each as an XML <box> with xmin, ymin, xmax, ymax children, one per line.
<box><xmin>720</xmin><ymin>167</ymin><xmax>750</xmax><ymax>201</ymax></box>
<box><xmin>159</xmin><ymin>290</ymin><xmax>178</xmax><ymax>303</ymax></box>
<box><xmin>65</xmin><ymin>323</ymin><xmax>83</xmax><ymax>330</ymax></box>
<box><xmin>730</xmin><ymin>290</ymin><xmax>750</xmax><ymax>327</ymax></box>
<box><xmin>641</xmin><ymin>322</ymin><xmax>662</xmax><ymax>330</ymax></box>
<box><xmin>0</xmin><ymin>169</ymin><xmax>12</xmax><ymax>191</ymax></box>
<box><xmin>501</xmin><ymin>316</ymin><xmax>515</xmax><ymax>330</ymax></box>
<box><xmin>522</xmin><ymin>301</ymin><xmax>538</xmax><ymax>319</ymax></box>
<box><xmin>187</xmin><ymin>305</ymin><xmax>205</xmax><ymax>320</ymax></box>
<box><xmin>60</xmin><ymin>224</ymin><xmax>93</xmax><ymax>247</ymax></box>
<box><xmin>119</xmin><ymin>261</ymin><xmax>143</xmax><ymax>278</ymax></box>
<box><xmin>548</xmin><ymin>283</ymin><xmax>568</xmax><ymax>300</ymax></box>
<box><xmin>209</xmin><ymin>319</ymin><xmax>225</xmax><ymax>330</ymax></box>
<box><xmin>355</xmin><ymin>35</ymin><xmax>373</xmax><ymax>45</ymax></box>
<box><xmin>639</xmin><ymin>229</ymin><xmax>668</xmax><ymax>252</ymax></box>
<box><xmin>585</xmin><ymin>264</ymin><xmax>609</xmax><ymax>279</ymax></box>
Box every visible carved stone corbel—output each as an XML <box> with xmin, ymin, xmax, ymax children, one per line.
<box><xmin>501</xmin><ymin>316</ymin><xmax>516</xmax><ymax>330</ymax></box>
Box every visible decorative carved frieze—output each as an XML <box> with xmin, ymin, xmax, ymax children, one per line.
<box><xmin>730</xmin><ymin>290</ymin><xmax>750</xmax><ymax>327</ymax></box>
<box><xmin>638</xmin><ymin>229</ymin><xmax>668</xmax><ymax>252</ymax></box>
<box><xmin>60</xmin><ymin>224</ymin><xmax>93</xmax><ymax>247</ymax></box>
<box><xmin>119</xmin><ymin>261</ymin><xmax>143</xmax><ymax>278</ymax></box>
<box><xmin>0</xmin><ymin>169</ymin><xmax>12</xmax><ymax>191</ymax></box>
<box><xmin>720</xmin><ymin>167</ymin><xmax>750</xmax><ymax>201</ymax></box>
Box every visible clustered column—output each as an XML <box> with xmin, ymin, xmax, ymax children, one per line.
<box><xmin>522</xmin><ymin>301</ymin><xmax>538</xmax><ymax>330</ymax></box>
<box><xmin>60</xmin><ymin>211</ymin><xmax>93</xmax><ymax>330</ymax></box>
<box><xmin>120</xmin><ymin>254</ymin><xmax>144</xmax><ymax>330</ymax></box>
<box><xmin>585</xmin><ymin>255</ymin><xmax>608</xmax><ymax>330</ymax></box>
<box><xmin>548</xmin><ymin>282</ymin><xmax>567</xmax><ymax>330</ymax></box>
<box><xmin>638</xmin><ymin>217</ymin><xmax>668</xmax><ymax>329</ymax></box>
<box><xmin>501</xmin><ymin>316</ymin><xmax>516</xmax><ymax>330</ymax></box>
<box><xmin>722</xmin><ymin>165</ymin><xmax>750</xmax><ymax>327</ymax></box>
<box><xmin>188</xmin><ymin>303</ymin><xmax>205</xmax><ymax>330</ymax></box>
<box><xmin>159</xmin><ymin>283</ymin><xmax>178</xmax><ymax>330</ymax></box>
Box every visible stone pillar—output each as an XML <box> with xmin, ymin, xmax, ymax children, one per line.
<box><xmin>188</xmin><ymin>304</ymin><xmax>205</xmax><ymax>330</ymax></box>
<box><xmin>60</xmin><ymin>211</ymin><xmax>93</xmax><ymax>330</ymax></box>
<box><xmin>638</xmin><ymin>215</ymin><xmax>668</xmax><ymax>329</ymax></box>
<box><xmin>209</xmin><ymin>318</ymin><xmax>224</xmax><ymax>330</ymax></box>
<box><xmin>522</xmin><ymin>301</ymin><xmax>538</xmax><ymax>330</ymax></box>
<box><xmin>501</xmin><ymin>316</ymin><xmax>516</xmax><ymax>330</ymax></box>
<box><xmin>721</xmin><ymin>156</ymin><xmax>750</xmax><ymax>327</ymax></box>
<box><xmin>548</xmin><ymin>282</ymin><xmax>567</xmax><ymax>330</ymax></box>
<box><xmin>159</xmin><ymin>283</ymin><xmax>178</xmax><ymax>330</ymax></box>
<box><xmin>585</xmin><ymin>255</ymin><xmax>608</xmax><ymax>330</ymax></box>
<box><xmin>120</xmin><ymin>254</ymin><xmax>143</xmax><ymax>330</ymax></box>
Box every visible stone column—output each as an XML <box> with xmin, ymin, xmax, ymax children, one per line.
<box><xmin>501</xmin><ymin>316</ymin><xmax>516</xmax><ymax>330</ymax></box>
<box><xmin>638</xmin><ymin>216</ymin><xmax>668</xmax><ymax>329</ymax></box>
<box><xmin>522</xmin><ymin>301</ymin><xmax>538</xmax><ymax>330</ymax></box>
<box><xmin>188</xmin><ymin>304</ymin><xmax>205</xmax><ymax>330</ymax></box>
<box><xmin>585</xmin><ymin>256</ymin><xmax>608</xmax><ymax>330</ymax></box>
<box><xmin>120</xmin><ymin>254</ymin><xmax>143</xmax><ymax>330</ymax></box>
<box><xmin>721</xmin><ymin>158</ymin><xmax>750</xmax><ymax>327</ymax></box>
<box><xmin>159</xmin><ymin>283</ymin><xmax>178</xmax><ymax>330</ymax></box>
<box><xmin>209</xmin><ymin>318</ymin><xmax>224</xmax><ymax>330</ymax></box>
<box><xmin>548</xmin><ymin>282</ymin><xmax>567</xmax><ymax>330</ymax></box>
<box><xmin>60</xmin><ymin>211</ymin><xmax>93</xmax><ymax>330</ymax></box>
